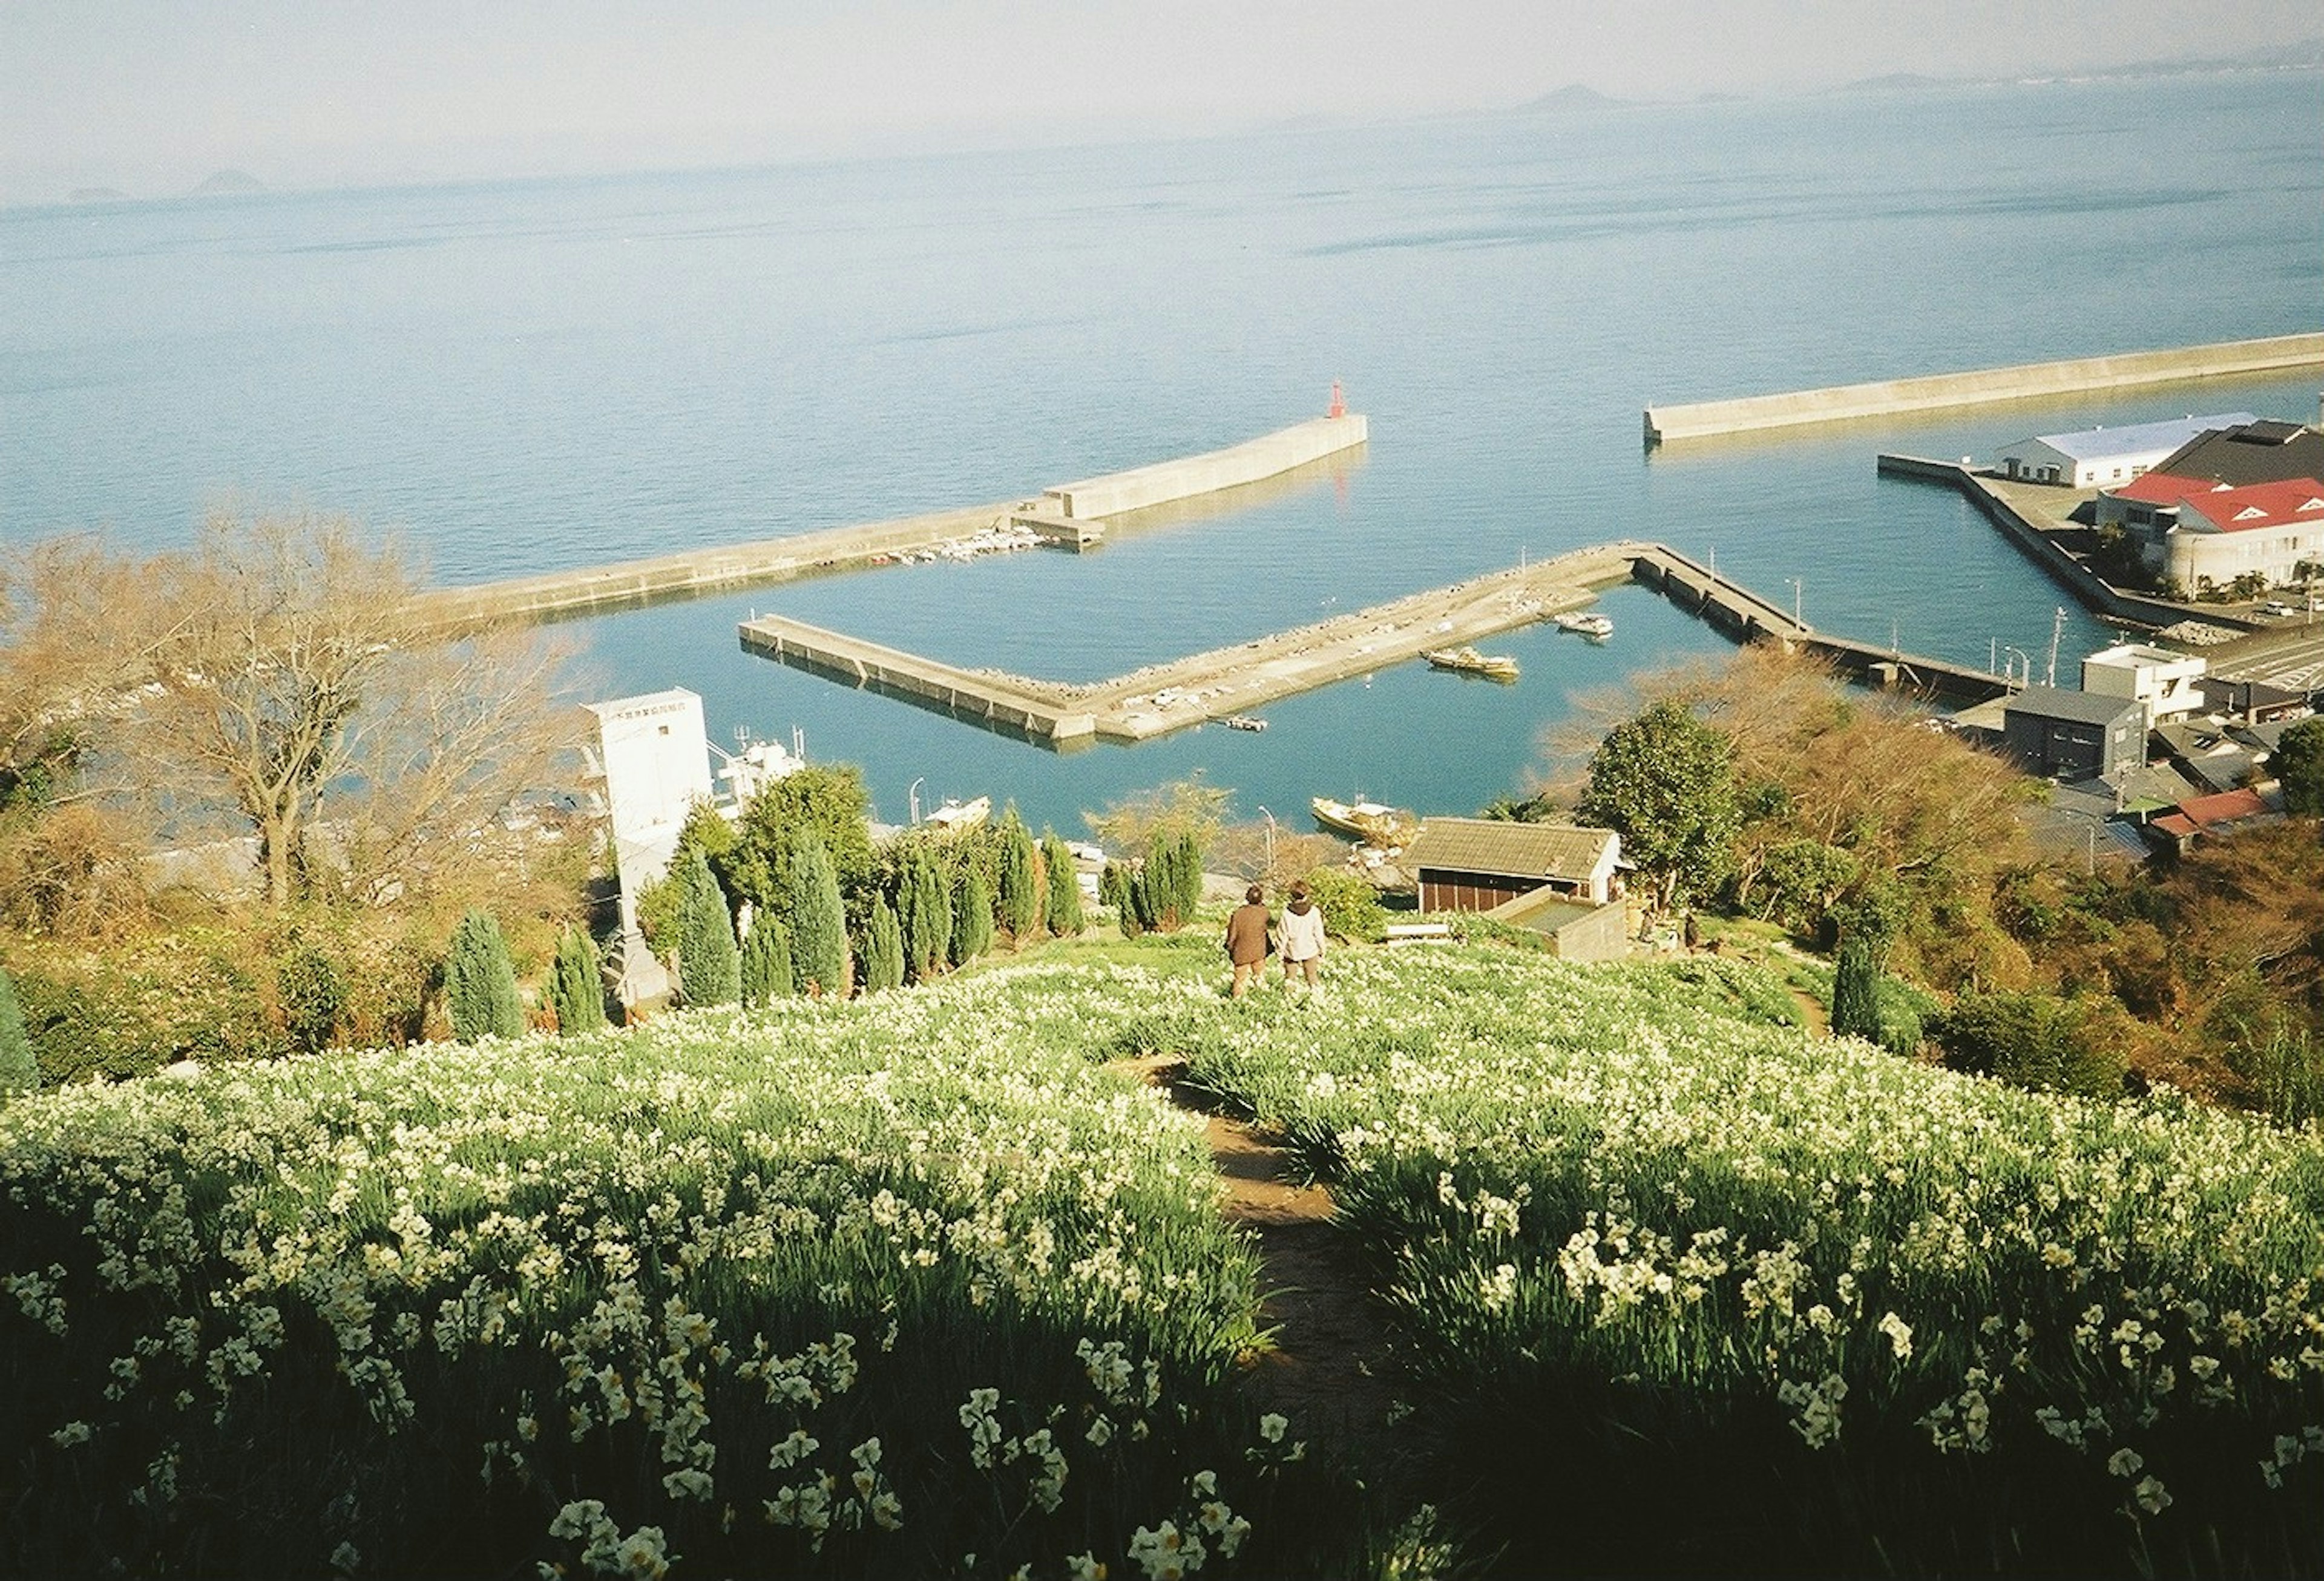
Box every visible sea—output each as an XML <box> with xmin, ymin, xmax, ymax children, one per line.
<box><xmin>4</xmin><ymin>71</ymin><xmax>2320</xmax><ymax>834</ymax></box>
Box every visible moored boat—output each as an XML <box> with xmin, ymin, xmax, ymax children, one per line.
<box><xmin>1224</xmin><ymin>715</ymin><xmax>1269</xmax><ymax>732</ymax></box>
<box><xmin>925</xmin><ymin>795</ymin><xmax>991</xmax><ymax>831</ymax></box>
<box><xmin>1420</xmin><ymin>646</ymin><xmax>1520</xmax><ymax>681</ymax></box>
<box><xmin>1311</xmin><ymin>796</ymin><xmax>1419</xmax><ymax>845</ymax></box>
<box><xmin>1554</xmin><ymin>610</ymin><xmax>1614</xmax><ymax>638</ymax></box>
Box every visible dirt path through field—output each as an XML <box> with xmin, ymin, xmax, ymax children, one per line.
<box><xmin>1109</xmin><ymin>1055</ymin><xmax>1407</xmax><ymax>1452</ymax></box>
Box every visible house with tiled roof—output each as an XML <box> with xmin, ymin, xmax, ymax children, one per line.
<box><xmin>2138</xmin><ymin>476</ymin><xmax>2324</xmax><ymax>592</ymax></box>
<box><xmin>2146</xmin><ymin>786</ymin><xmax>2282</xmax><ymax>857</ymax></box>
<box><xmin>1403</xmin><ymin>817</ymin><xmax>1623</xmax><ymax>909</ymax></box>
<box><xmin>2148</xmin><ymin>418</ymin><xmax>2324</xmax><ymax>490</ymax></box>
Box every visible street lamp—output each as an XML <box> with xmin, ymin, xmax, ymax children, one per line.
<box><xmin>908</xmin><ymin>777</ymin><xmax>925</xmax><ymax>825</ymax></box>
<box><xmin>2056</xmin><ymin>807</ymin><xmax>2104</xmax><ymax>877</ymax></box>
<box><xmin>2004</xmin><ymin>646</ymin><xmax>2031</xmax><ymax>692</ymax></box>
<box><xmin>1784</xmin><ymin>577</ymin><xmax>1805</xmax><ymax>630</ymax></box>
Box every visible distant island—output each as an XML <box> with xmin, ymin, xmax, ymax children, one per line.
<box><xmin>1513</xmin><ymin>83</ymin><xmax>1628</xmax><ymax>114</ymax></box>
<box><xmin>66</xmin><ymin>186</ymin><xmax>130</xmax><ymax>204</ymax></box>
<box><xmin>191</xmin><ymin>169</ymin><xmax>265</xmax><ymax>196</ymax></box>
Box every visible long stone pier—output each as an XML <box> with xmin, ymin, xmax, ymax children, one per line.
<box><xmin>412</xmin><ymin>413</ymin><xmax>1370</xmax><ymax>632</ymax></box>
<box><xmin>740</xmin><ymin>539</ymin><xmax>2019</xmax><ymax>747</ymax></box>
<box><xmin>1644</xmin><ymin>332</ymin><xmax>2324</xmax><ymax>446</ymax></box>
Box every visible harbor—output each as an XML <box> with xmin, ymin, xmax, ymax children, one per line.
<box><xmin>740</xmin><ymin>538</ymin><xmax>2034</xmax><ymax>749</ymax></box>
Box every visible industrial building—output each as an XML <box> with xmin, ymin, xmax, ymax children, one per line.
<box><xmin>1994</xmin><ymin>412</ymin><xmax>2255</xmax><ymax>488</ymax></box>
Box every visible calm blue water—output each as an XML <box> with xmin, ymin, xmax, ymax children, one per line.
<box><xmin>5</xmin><ymin>73</ymin><xmax>2320</xmax><ymax>831</ymax></box>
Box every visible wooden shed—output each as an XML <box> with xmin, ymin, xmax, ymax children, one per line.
<box><xmin>1403</xmin><ymin>817</ymin><xmax>1623</xmax><ymax>911</ymax></box>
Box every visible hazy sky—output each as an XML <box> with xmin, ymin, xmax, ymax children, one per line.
<box><xmin>3</xmin><ymin>1</ymin><xmax>2316</xmax><ymax>203</ymax></box>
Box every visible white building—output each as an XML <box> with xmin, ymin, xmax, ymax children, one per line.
<box><xmin>584</xmin><ymin>689</ymin><xmax>714</xmax><ymax>936</ymax></box>
<box><xmin>2079</xmin><ymin>644</ymin><xmax>2207</xmax><ymax>729</ymax></box>
<box><xmin>1995</xmin><ymin>412</ymin><xmax>2256</xmax><ymax>488</ymax></box>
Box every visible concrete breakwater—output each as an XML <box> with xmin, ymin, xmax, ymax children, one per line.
<box><xmin>411</xmin><ymin>414</ymin><xmax>1368</xmax><ymax>632</ymax></box>
<box><xmin>740</xmin><ymin>540</ymin><xmax>2018</xmax><ymax>748</ymax></box>
<box><xmin>1644</xmin><ymin>332</ymin><xmax>2324</xmax><ymax>445</ymax></box>
<box><xmin>741</xmin><ymin>542</ymin><xmax>1641</xmax><ymax>747</ymax></box>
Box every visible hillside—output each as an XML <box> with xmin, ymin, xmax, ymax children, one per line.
<box><xmin>6</xmin><ymin>930</ymin><xmax>2324</xmax><ymax>1577</ymax></box>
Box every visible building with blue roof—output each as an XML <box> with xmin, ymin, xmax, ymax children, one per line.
<box><xmin>1995</xmin><ymin>412</ymin><xmax>2258</xmax><ymax>488</ymax></box>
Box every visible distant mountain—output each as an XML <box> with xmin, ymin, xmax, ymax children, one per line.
<box><xmin>1513</xmin><ymin>84</ymin><xmax>1628</xmax><ymax>114</ymax></box>
<box><xmin>191</xmin><ymin>169</ymin><xmax>265</xmax><ymax>196</ymax></box>
<box><xmin>67</xmin><ymin>186</ymin><xmax>130</xmax><ymax>203</ymax></box>
<box><xmin>1832</xmin><ymin>71</ymin><xmax>1957</xmax><ymax>95</ymax></box>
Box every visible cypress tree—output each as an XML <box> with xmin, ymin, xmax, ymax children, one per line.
<box><xmin>1173</xmin><ymin>829</ymin><xmax>1205</xmax><ymax>924</ymax></box>
<box><xmin>1831</xmin><ymin>932</ymin><xmax>1884</xmax><ymax>1045</ymax></box>
<box><xmin>675</xmin><ymin>846</ymin><xmax>741</xmax><ymax>1007</ymax></box>
<box><xmin>445</xmin><ymin>909</ymin><xmax>525</xmax><ymax>1041</ymax></box>
<box><xmin>547</xmin><ymin>925</ymin><xmax>608</xmax><ymax>1034</ymax></box>
<box><xmin>1043</xmin><ymin>831</ymin><xmax>1083</xmax><ymax>937</ymax></box>
<box><xmin>862</xmin><ymin>896</ymin><xmax>906</xmax><ymax>992</ymax></box>
<box><xmin>741</xmin><ymin>916</ymin><xmax>794</xmax><ymax>1006</ymax></box>
<box><xmin>950</xmin><ymin>866</ymin><xmax>994</xmax><ymax>966</ymax></box>
<box><xmin>902</xmin><ymin>851</ymin><xmax>951</xmax><ymax>981</ymax></box>
<box><xmin>0</xmin><ymin>967</ymin><xmax>36</xmax><ymax>1095</ymax></box>
<box><xmin>1144</xmin><ymin>831</ymin><xmax>1181</xmax><ymax>930</ymax></box>
<box><xmin>789</xmin><ymin>834</ymin><xmax>849</xmax><ymax>998</ymax></box>
<box><xmin>997</xmin><ymin>813</ymin><xmax>1040</xmax><ymax>942</ymax></box>
<box><xmin>1103</xmin><ymin>861</ymin><xmax>1140</xmax><ymax>938</ymax></box>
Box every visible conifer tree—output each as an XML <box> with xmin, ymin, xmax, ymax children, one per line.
<box><xmin>1042</xmin><ymin>831</ymin><xmax>1083</xmax><ymax>937</ymax></box>
<box><xmin>950</xmin><ymin>865</ymin><xmax>994</xmax><ymax>966</ymax></box>
<box><xmin>1831</xmin><ymin>931</ymin><xmax>1883</xmax><ymax>1046</ymax></box>
<box><xmin>789</xmin><ymin>833</ymin><xmax>849</xmax><ymax>998</ymax></box>
<box><xmin>901</xmin><ymin>850</ymin><xmax>951</xmax><ymax>980</ymax></box>
<box><xmin>1144</xmin><ymin>830</ymin><xmax>1183</xmax><ymax>930</ymax></box>
<box><xmin>445</xmin><ymin>908</ymin><xmax>525</xmax><ymax>1041</ymax></box>
<box><xmin>1172</xmin><ymin>829</ymin><xmax>1205</xmax><ymax>923</ymax></box>
<box><xmin>0</xmin><ymin>967</ymin><xmax>35</xmax><ymax>1094</ymax></box>
<box><xmin>675</xmin><ymin>846</ymin><xmax>741</xmax><ymax>1007</ymax></box>
<box><xmin>741</xmin><ymin>916</ymin><xmax>794</xmax><ymax>1006</ymax></box>
<box><xmin>997</xmin><ymin>811</ymin><xmax>1041</xmax><ymax>942</ymax></box>
<box><xmin>547</xmin><ymin>925</ymin><xmax>608</xmax><ymax>1034</ymax></box>
<box><xmin>1103</xmin><ymin>861</ymin><xmax>1140</xmax><ymax>938</ymax></box>
<box><xmin>862</xmin><ymin>895</ymin><xmax>906</xmax><ymax>992</ymax></box>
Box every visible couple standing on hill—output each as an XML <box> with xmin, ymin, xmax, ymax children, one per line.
<box><xmin>1224</xmin><ymin>880</ymin><xmax>1326</xmax><ymax>999</ymax></box>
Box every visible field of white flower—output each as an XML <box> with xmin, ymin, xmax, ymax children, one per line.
<box><xmin>0</xmin><ymin>962</ymin><xmax>1299</xmax><ymax>1579</ymax></box>
<box><xmin>8</xmin><ymin>931</ymin><xmax>2324</xmax><ymax>1577</ymax></box>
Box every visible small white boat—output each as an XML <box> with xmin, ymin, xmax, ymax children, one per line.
<box><xmin>1555</xmin><ymin>611</ymin><xmax>1614</xmax><ymax>638</ymax></box>
<box><xmin>1224</xmin><ymin>715</ymin><xmax>1269</xmax><ymax>732</ymax></box>
<box><xmin>1421</xmin><ymin>646</ymin><xmax>1520</xmax><ymax>681</ymax></box>
<box><xmin>1311</xmin><ymin>796</ymin><xmax>1419</xmax><ymax>845</ymax></box>
<box><xmin>924</xmin><ymin>795</ymin><xmax>991</xmax><ymax>831</ymax></box>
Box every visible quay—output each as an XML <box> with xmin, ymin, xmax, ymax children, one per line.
<box><xmin>410</xmin><ymin>411</ymin><xmax>1368</xmax><ymax>631</ymax></box>
<box><xmin>1644</xmin><ymin>332</ymin><xmax>2324</xmax><ymax>446</ymax></box>
<box><xmin>740</xmin><ymin>540</ymin><xmax>2021</xmax><ymax>748</ymax></box>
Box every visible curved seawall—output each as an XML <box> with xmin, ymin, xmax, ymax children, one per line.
<box><xmin>1644</xmin><ymin>332</ymin><xmax>2324</xmax><ymax>445</ymax></box>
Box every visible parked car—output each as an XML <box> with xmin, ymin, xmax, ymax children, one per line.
<box><xmin>2257</xmin><ymin>600</ymin><xmax>2299</xmax><ymax>617</ymax></box>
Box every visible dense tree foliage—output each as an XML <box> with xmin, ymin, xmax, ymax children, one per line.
<box><xmin>996</xmin><ymin>811</ymin><xmax>1042</xmax><ymax>942</ymax></box>
<box><xmin>861</xmin><ymin>895</ymin><xmax>905</xmax><ymax>993</ymax></box>
<box><xmin>2279</xmin><ymin>718</ymin><xmax>2324</xmax><ymax>816</ymax></box>
<box><xmin>897</xmin><ymin>847</ymin><xmax>952</xmax><ymax>982</ymax></box>
<box><xmin>444</xmin><ymin>909</ymin><xmax>524</xmax><ymax>1041</ymax></box>
<box><xmin>719</xmin><ymin>765</ymin><xmax>874</xmax><ymax>923</ymax></box>
<box><xmin>1578</xmin><ymin>698</ymin><xmax>1738</xmax><ymax>914</ymax></box>
<box><xmin>950</xmin><ymin>866</ymin><xmax>993</xmax><ymax>967</ymax></box>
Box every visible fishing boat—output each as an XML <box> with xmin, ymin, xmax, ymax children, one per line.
<box><xmin>1420</xmin><ymin>646</ymin><xmax>1520</xmax><ymax>681</ymax></box>
<box><xmin>1224</xmin><ymin>715</ymin><xmax>1269</xmax><ymax>732</ymax></box>
<box><xmin>1311</xmin><ymin>796</ymin><xmax>1419</xmax><ymax>845</ymax></box>
<box><xmin>1554</xmin><ymin>610</ymin><xmax>1614</xmax><ymax>638</ymax></box>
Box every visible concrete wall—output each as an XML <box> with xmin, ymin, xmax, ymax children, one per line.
<box><xmin>1644</xmin><ymin>333</ymin><xmax>2324</xmax><ymax>444</ymax></box>
<box><xmin>1046</xmin><ymin>414</ymin><xmax>1368</xmax><ymax>519</ymax></box>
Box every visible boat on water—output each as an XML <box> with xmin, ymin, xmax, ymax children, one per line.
<box><xmin>1311</xmin><ymin>796</ymin><xmax>1419</xmax><ymax>845</ymax></box>
<box><xmin>1224</xmin><ymin>715</ymin><xmax>1269</xmax><ymax>732</ymax></box>
<box><xmin>1554</xmin><ymin>610</ymin><xmax>1614</xmax><ymax>638</ymax></box>
<box><xmin>1420</xmin><ymin>646</ymin><xmax>1520</xmax><ymax>681</ymax></box>
<box><xmin>924</xmin><ymin>795</ymin><xmax>991</xmax><ymax>831</ymax></box>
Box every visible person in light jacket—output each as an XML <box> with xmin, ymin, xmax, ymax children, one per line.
<box><xmin>1279</xmin><ymin>879</ymin><xmax>1327</xmax><ymax>987</ymax></box>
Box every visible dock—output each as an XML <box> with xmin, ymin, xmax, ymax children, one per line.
<box><xmin>410</xmin><ymin>412</ymin><xmax>1370</xmax><ymax>631</ymax></box>
<box><xmin>741</xmin><ymin>542</ymin><xmax>1641</xmax><ymax>746</ymax></box>
<box><xmin>740</xmin><ymin>539</ymin><xmax>2024</xmax><ymax>748</ymax></box>
<box><xmin>1644</xmin><ymin>332</ymin><xmax>2324</xmax><ymax>446</ymax></box>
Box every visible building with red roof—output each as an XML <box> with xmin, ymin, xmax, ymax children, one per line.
<box><xmin>2095</xmin><ymin>470</ymin><xmax>2324</xmax><ymax>594</ymax></box>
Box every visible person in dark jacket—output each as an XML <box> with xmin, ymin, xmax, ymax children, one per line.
<box><xmin>1223</xmin><ymin>883</ymin><xmax>1272</xmax><ymax>998</ymax></box>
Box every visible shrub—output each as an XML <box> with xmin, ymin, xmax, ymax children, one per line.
<box><xmin>545</xmin><ymin>926</ymin><xmax>607</xmax><ymax>1035</ymax></box>
<box><xmin>787</xmin><ymin>834</ymin><xmax>849</xmax><ymax>999</ymax></box>
<box><xmin>444</xmin><ymin>909</ymin><xmax>524</xmax><ymax>1041</ymax></box>
<box><xmin>0</xmin><ymin>968</ymin><xmax>33</xmax><ymax>1095</ymax></box>
<box><xmin>1043</xmin><ymin>831</ymin><xmax>1084</xmax><ymax>937</ymax></box>
<box><xmin>674</xmin><ymin>848</ymin><xmax>740</xmax><ymax>1007</ymax></box>
<box><xmin>950</xmin><ymin>866</ymin><xmax>993</xmax><ymax>966</ymax></box>
<box><xmin>275</xmin><ymin>940</ymin><xmax>348</xmax><ymax>1055</ymax></box>
<box><xmin>1830</xmin><ymin>932</ymin><xmax>1883</xmax><ymax>1045</ymax></box>
<box><xmin>1299</xmin><ymin>868</ymin><xmax>1387</xmax><ymax>945</ymax></box>
<box><xmin>739</xmin><ymin>916</ymin><xmax>793</xmax><ymax>1006</ymax></box>
<box><xmin>1929</xmin><ymin>989</ymin><xmax>2125</xmax><ymax>1098</ymax></box>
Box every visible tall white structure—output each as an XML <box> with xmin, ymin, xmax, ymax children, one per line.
<box><xmin>2080</xmin><ymin>644</ymin><xmax>2208</xmax><ymax>730</ymax></box>
<box><xmin>585</xmin><ymin>689</ymin><xmax>714</xmax><ymax>935</ymax></box>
